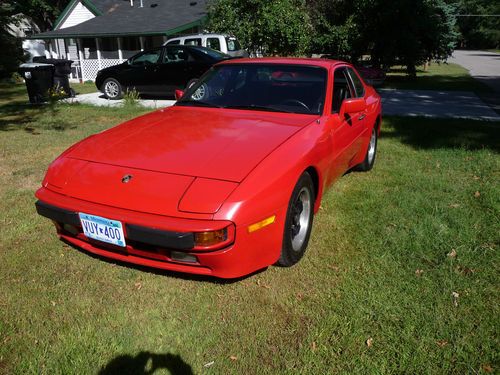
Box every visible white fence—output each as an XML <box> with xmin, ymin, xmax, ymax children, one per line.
<box><xmin>80</xmin><ymin>59</ymin><xmax>126</xmax><ymax>82</ymax></box>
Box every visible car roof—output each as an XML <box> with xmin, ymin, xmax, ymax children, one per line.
<box><xmin>217</xmin><ymin>57</ymin><xmax>347</xmax><ymax>69</ymax></box>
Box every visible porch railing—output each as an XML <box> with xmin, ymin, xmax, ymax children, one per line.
<box><xmin>80</xmin><ymin>59</ymin><xmax>126</xmax><ymax>82</ymax></box>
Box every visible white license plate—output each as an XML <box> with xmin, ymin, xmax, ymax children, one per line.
<box><xmin>79</xmin><ymin>213</ymin><xmax>126</xmax><ymax>247</ymax></box>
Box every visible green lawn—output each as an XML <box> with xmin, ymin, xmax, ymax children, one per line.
<box><xmin>72</xmin><ymin>81</ymin><xmax>99</xmax><ymax>95</ymax></box>
<box><xmin>0</xmin><ymin>83</ymin><xmax>499</xmax><ymax>374</ymax></box>
<box><xmin>383</xmin><ymin>62</ymin><xmax>494</xmax><ymax>93</ymax></box>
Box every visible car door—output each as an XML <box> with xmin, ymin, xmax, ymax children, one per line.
<box><xmin>117</xmin><ymin>48</ymin><xmax>161</xmax><ymax>93</ymax></box>
<box><xmin>325</xmin><ymin>66</ymin><xmax>360</xmax><ymax>183</ymax></box>
<box><xmin>345</xmin><ymin>67</ymin><xmax>369</xmax><ymax>164</ymax></box>
<box><xmin>155</xmin><ymin>46</ymin><xmax>197</xmax><ymax>94</ymax></box>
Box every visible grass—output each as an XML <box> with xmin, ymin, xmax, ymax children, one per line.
<box><xmin>383</xmin><ymin>62</ymin><xmax>494</xmax><ymax>93</ymax></box>
<box><xmin>72</xmin><ymin>82</ymin><xmax>98</xmax><ymax>95</ymax></box>
<box><xmin>0</xmin><ymin>83</ymin><xmax>499</xmax><ymax>374</ymax></box>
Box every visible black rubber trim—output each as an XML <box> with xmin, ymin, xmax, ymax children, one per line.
<box><xmin>35</xmin><ymin>200</ymin><xmax>80</xmax><ymax>226</ymax></box>
<box><xmin>35</xmin><ymin>200</ymin><xmax>195</xmax><ymax>250</ymax></box>
<box><xmin>126</xmin><ymin>224</ymin><xmax>194</xmax><ymax>250</ymax></box>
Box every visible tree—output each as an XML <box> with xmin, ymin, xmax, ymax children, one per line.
<box><xmin>364</xmin><ymin>0</ymin><xmax>458</xmax><ymax>76</ymax></box>
<box><xmin>0</xmin><ymin>1</ymin><xmax>64</xmax><ymax>76</ymax></box>
<box><xmin>455</xmin><ymin>0</ymin><xmax>500</xmax><ymax>49</ymax></box>
<box><xmin>308</xmin><ymin>0</ymin><xmax>360</xmax><ymax>60</ymax></box>
<box><xmin>0</xmin><ymin>4</ymin><xmax>26</xmax><ymax>77</ymax></box>
<box><xmin>207</xmin><ymin>0</ymin><xmax>313</xmax><ymax>56</ymax></box>
<box><xmin>11</xmin><ymin>0</ymin><xmax>66</xmax><ymax>32</ymax></box>
<box><xmin>308</xmin><ymin>0</ymin><xmax>459</xmax><ymax>77</ymax></box>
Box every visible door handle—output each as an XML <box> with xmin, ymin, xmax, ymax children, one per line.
<box><xmin>358</xmin><ymin>113</ymin><xmax>366</xmax><ymax>121</ymax></box>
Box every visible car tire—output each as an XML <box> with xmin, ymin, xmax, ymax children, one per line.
<box><xmin>102</xmin><ymin>78</ymin><xmax>123</xmax><ymax>100</ymax></box>
<box><xmin>277</xmin><ymin>172</ymin><xmax>315</xmax><ymax>267</ymax></box>
<box><xmin>355</xmin><ymin>126</ymin><xmax>378</xmax><ymax>172</ymax></box>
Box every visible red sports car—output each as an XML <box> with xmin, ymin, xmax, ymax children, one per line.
<box><xmin>35</xmin><ymin>58</ymin><xmax>382</xmax><ymax>279</ymax></box>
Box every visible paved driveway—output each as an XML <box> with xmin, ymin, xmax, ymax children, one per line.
<box><xmin>379</xmin><ymin>89</ymin><xmax>500</xmax><ymax>121</ymax></box>
<box><xmin>68</xmin><ymin>87</ymin><xmax>500</xmax><ymax>121</ymax></box>
<box><xmin>449</xmin><ymin>50</ymin><xmax>500</xmax><ymax>113</ymax></box>
<box><xmin>65</xmin><ymin>92</ymin><xmax>176</xmax><ymax>109</ymax></box>
<box><xmin>450</xmin><ymin>50</ymin><xmax>500</xmax><ymax>92</ymax></box>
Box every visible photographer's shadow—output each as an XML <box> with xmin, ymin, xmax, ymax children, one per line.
<box><xmin>99</xmin><ymin>351</ymin><xmax>193</xmax><ymax>375</ymax></box>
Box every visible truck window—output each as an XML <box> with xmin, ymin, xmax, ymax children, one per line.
<box><xmin>207</xmin><ymin>37</ymin><xmax>221</xmax><ymax>51</ymax></box>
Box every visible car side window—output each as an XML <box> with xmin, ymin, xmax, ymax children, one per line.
<box><xmin>185</xmin><ymin>38</ymin><xmax>202</xmax><ymax>46</ymax></box>
<box><xmin>163</xmin><ymin>47</ymin><xmax>192</xmax><ymax>63</ymax></box>
<box><xmin>332</xmin><ymin>67</ymin><xmax>354</xmax><ymax>113</ymax></box>
<box><xmin>129</xmin><ymin>49</ymin><xmax>161</xmax><ymax>66</ymax></box>
<box><xmin>225</xmin><ymin>37</ymin><xmax>241</xmax><ymax>51</ymax></box>
<box><xmin>207</xmin><ymin>37</ymin><xmax>221</xmax><ymax>51</ymax></box>
<box><xmin>346</xmin><ymin>68</ymin><xmax>365</xmax><ymax>97</ymax></box>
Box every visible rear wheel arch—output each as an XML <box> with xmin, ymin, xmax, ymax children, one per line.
<box><xmin>375</xmin><ymin>116</ymin><xmax>381</xmax><ymax>134</ymax></box>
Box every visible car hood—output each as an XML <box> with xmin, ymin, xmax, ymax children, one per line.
<box><xmin>66</xmin><ymin>106</ymin><xmax>317</xmax><ymax>182</ymax></box>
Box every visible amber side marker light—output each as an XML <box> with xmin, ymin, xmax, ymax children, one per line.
<box><xmin>248</xmin><ymin>215</ymin><xmax>276</xmax><ymax>233</ymax></box>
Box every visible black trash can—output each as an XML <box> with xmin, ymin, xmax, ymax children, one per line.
<box><xmin>32</xmin><ymin>57</ymin><xmax>75</xmax><ymax>98</ymax></box>
<box><xmin>18</xmin><ymin>63</ymin><xmax>55</xmax><ymax>104</ymax></box>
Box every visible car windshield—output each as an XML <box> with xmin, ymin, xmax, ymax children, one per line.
<box><xmin>176</xmin><ymin>64</ymin><xmax>327</xmax><ymax>115</ymax></box>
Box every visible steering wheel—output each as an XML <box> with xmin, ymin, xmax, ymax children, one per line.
<box><xmin>279</xmin><ymin>99</ymin><xmax>310</xmax><ymax>112</ymax></box>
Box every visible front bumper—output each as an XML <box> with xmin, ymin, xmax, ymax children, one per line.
<box><xmin>35</xmin><ymin>187</ymin><xmax>283</xmax><ymax>278</ymax></box>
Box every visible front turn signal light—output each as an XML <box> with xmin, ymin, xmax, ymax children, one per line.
<box><xmin>195</xmin><ymin>228</ymin><xmax>228</xmax><ymax>247</ymax></box>
<box><xmin>193</xmin><ymin>224</ymin><xmax>235</xmax><ymax>250</ymax></box>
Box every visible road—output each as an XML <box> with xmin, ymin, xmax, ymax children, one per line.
<box><xmin>450</xmin><ymin>50</ymin><xmax>500</xmax><ymax>113</ymax></box>
<box><xmin>379</xmin><ymin>88</ymin><xmax>499</xmax><ymax>121</ymax></box>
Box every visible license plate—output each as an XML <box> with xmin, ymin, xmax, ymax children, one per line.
<box><xmin>79</xmin><ymin>213</ymin><xmax>126</xmax><ymax>247</ymax></box>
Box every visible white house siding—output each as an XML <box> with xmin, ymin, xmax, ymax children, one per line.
<box><xmin>59</xmin><ymin>2</ymin><xmax>95</xmax><ymax>29</ymax></box>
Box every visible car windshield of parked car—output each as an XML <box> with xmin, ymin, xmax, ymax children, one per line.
<box><xmin>177</xmin><ymin>64</ymin><xmax>327</xmax><ymax>115</ymax></box>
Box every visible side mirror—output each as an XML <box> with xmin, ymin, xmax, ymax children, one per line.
<box><xmin>342</xmin><ymin>98</ymin><xmax>366</xmax><ymax>114</ymax></box>
<box><xmin>175</xmin><ymin>89</ymin><xmax>184</xmax><ymax>101</ymax></box>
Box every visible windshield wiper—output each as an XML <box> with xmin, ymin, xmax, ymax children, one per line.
<box><xmin>224</xmin><ymin>105</ymin><xmax>290</xmax><ymax>113</ymax></box>
<box><xmin>176</xmin><ymin>100</ymin><xmax>221</xmax><ymax>108</ymax></box>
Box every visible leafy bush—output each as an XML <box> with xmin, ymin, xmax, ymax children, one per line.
<box><xmin>123</xmin><ymin>88</ymin><xmax>140</xmax><ymax>107</ymax></box>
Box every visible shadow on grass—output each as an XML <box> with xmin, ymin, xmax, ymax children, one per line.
<box><xmin>99</xmin><ymin>352</ymin><xmax>193</xmax><ymax>375</ymax></box>
<box><xmin>0</xmin><ymin>101</ymin><xmax>41</xmax><ymax>130</ymax></box>
<box><xmin>382</xmin><ymin>116</ymin><xmax>500</xmax><ymax>153</ymax></box>
<box><xmin>62</xmin><ymin>238</ymin><xmax>267</xmax><ymax>284</ymax></box>
<box><xmin>383</xmin><ymin>74</ymin><xmax>493</xmax><ymax>93</ymax></box>
<box><xmin>0</xmin><ymin>100</ymin><xmax>73</xmax><ymax>131</ymax></box>
<box><xmin>0</xmin><ymin>82</ymin><xmax>26</xmax><ymax>102</ymax></box>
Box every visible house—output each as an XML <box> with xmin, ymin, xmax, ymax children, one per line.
<box><xmin>28</xmin><ymin>0</ymin><xmax>208</xmax><ymax>82</ymax></box>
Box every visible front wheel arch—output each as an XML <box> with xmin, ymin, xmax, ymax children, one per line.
<box><xmin>276</xmin><ymin>171</ymin><xmax>316</xmax><ymax>267</ymax></box>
